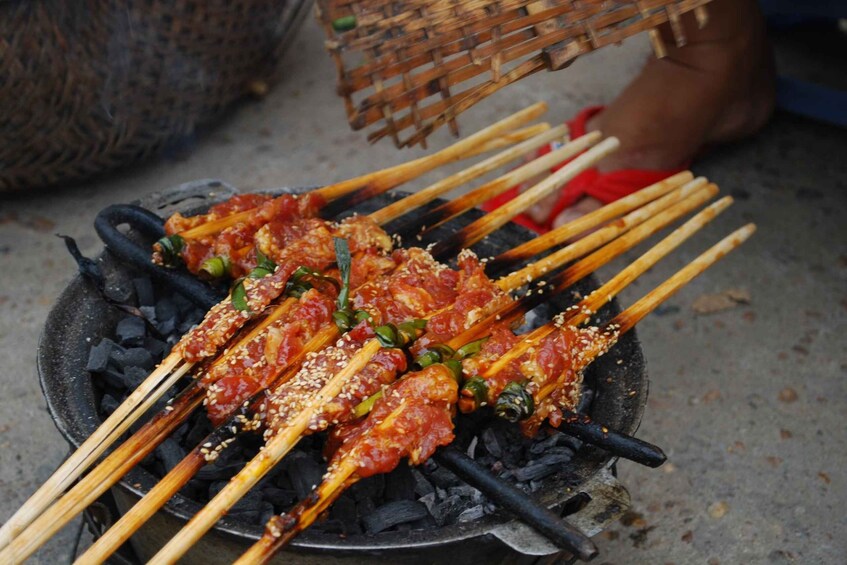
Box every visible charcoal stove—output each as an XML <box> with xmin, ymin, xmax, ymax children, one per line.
<box><xmin>38</xmin><ymin>179</ymin><xmax>655</xmax><ymax>563</ymax></box>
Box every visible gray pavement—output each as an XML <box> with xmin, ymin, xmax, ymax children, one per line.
<box><xmin>1</xmin><ymin>17</ymin><xmax>845</xmax><ymax>564</ymax></box>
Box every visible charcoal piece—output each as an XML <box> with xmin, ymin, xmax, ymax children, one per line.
<box><xmin>529</xmin><ymin>431</ymin><xmax>569</xmax><ymax>455</ymax></box>
<box><xmin>284</xmin><ymin>452</ymin><xmax>324</xmax><ymax>499</ymax></box>
<box><xmin>417</xmin><ymin>492</ymin><xmax>437</xmax><ymax>515</ymax></box>
<box><xmin>350</xmin><ymin>474</ymin><xmax>384</xmax><ymax>502</ymax></box>
<box><xmin>530</xmin><ymin>480</ymin><xmax>543</xmax><ymax>492</ymax></box>
<box><xmin>178</xmin><ymin>319</ymin><xmax>199</xmax><ymax>334</ymax></box>
<box><xmin>384</xmin><ymin>465</ymin><xmax>415</xmax><ymax>502</ymax></box>
<box><xmin>362</xmin><ymin>500</ymin><xmax>428</xmax><ymax>534</ymax></box>
<box><xmin>328</xmin><ymin>495</ymin><xmax>360</xmax><ymax>535</ymax></box>
<box><xmin>122</xmin><ymin>366</ymin><xmax>150</xmax><ymax>389</ymax></box>
<box><xmin>447</xmin><ymin>485</ymin><xmax>481</xmax><ymax>499</ymax></box>
<box><xmin>532</xmin><ymin>450</ymin><xmax>573</xmax><ymax>467</ymax></box>
<box><xmin>116</xmin><ymin>317</ymin><xmax>147</xmax><ymax>347</ymax></box>
<box><xmin>104</xmin><ymin>281</ymin><xmax>134</xmax><ymax>304</ymax></box>
<box><xmin>133</xmin><ymin>277</ymin><xmax>155</xmax><ymax>307</ymax></box>
<box><xmin>185</xmin><ymin>417</ymin><xmax>214</xmax><ymax>447</ymax></box>
<box><xmin>144</xmin><ymin>337</ymin><xmax>167</xmax><ymax>360</ymax></box>
<box><xmin>426</xmin><ymin>465</ymin><xmax>461</xmax><ymax>488</ymax></box>
<box><xmin>457</xmin><ymin>504</ymin><xmax>485</xmax><ymax>523</ymax></box>
<box><xmin>227</xmin><ymin>490</ymin><xmax>263</xmax><ymax>523</ymax></box>
<box><xmin>156</xmin><ymin>439</ymin><xmax>186</xmax><ymax>473</ymax></box>
<box><xmin>409</xmin><ymin>514</ymin><xmax>437</xmax><ymax>530</ymax></box>
<box><xmin>87</xmin><ymin>339</ymin><xmax>120</xmax><ymax>373</ymax></box>
<box><xmin>98</xmin><ymin>368</ymin><xmax>130</xmax><ymax>390</ymax></box>
<box><xmin>356</xmin><ymin>497</ymin><xmax>376</xmax><ymax>519</ymax></box>
<box><xmin>140</xmin><ymin>306</ymin><xmax>157</xmax><ymax>324</ymax></box>
<box><xmin>511</xmin><ymin>462</ymin><xmax>560</xmax><ymax>482</ymax></box>
<box><xmin>410</xmin><ymin>468</ymin><xmax>434</xmax><ymax>497</ymax></box>
<box><xmin>172</xmin><ymin>293</ymin><xmax>195</xmax><ymax>316</ymax></box>
<box><xmin>430</xmin><ymin>494</ymin><xmax>465</xmax><ymax>527</ymax></box>
<box><xmin>156</xmin><ymin>298</ymin><xmax>178</xmax><ymax>326</ymax></box>
<box><xmin>156</xmin><ymin>317</ymin><xmax>176</xmax><ymax>336</ymax></box>
<box><xmin>575</xmin><ymin>388</ymin><xmax>594</xmax><ymax>413</ymax></box>
<box><xmin>100</xmin><ymin>394</ymin><xmax>120</xmax><ymax>416</ymax></box>
<box><xmin>261</xmin><ymin>487</ymin><xmax>297</xmax><ymax>509</ymax></box>
<box><xmin>111</xmin><ymin>347</ymin><xmax>155</xmax><ymax>371</ymax></box>
<box><xmin>196</xmin><ymin>462</ymin><xmax>243</xmax><ymax>481</ymax></box>
<box><xmin>259</xmin><ymin>502</ymin><xmax>275</xmax><ymax>526</ymax></box>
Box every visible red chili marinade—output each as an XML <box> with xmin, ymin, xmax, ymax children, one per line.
<box><xmin>199</xmin><ymin>250</ymin><xmax>399</xmax><ymax>425</ymax></box>
<box><xmin>263</xmin><ymin>249</ymin><xmax>463</xmax><ymax>437</ymax></box>
<box><xmin>325</xmin><ymin>364</ymin><xmax>458</xmax><ymax>478</ymax></box>
<box><xmin>410</xmin><ymin>249</ymin><xmax>513</xmax><ymax>355</ymax></box>
<box><xmin>201</xmin><ymin>288</ymin><xmax>336</xmax><ymax>426</ymax></box>
<box><xmin>175</xmin><ymin>216</ymin><xmax>392</xmax><ymax>364</ymax></box>
<box><xmin>518</xmin><ymin>324</ymin><xmax>616</xmax><ymax>436</ymax></box>
<box><xmin>162</xmin><ymin>193</ymin><xmax>327</xmax><ymax>274</ymax></box>
<box><xmin>263</xmin><ymin>322</ymin><xmax>409</xmax><ymax>438</ymax></box>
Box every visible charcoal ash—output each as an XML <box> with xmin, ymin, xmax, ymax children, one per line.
<box><xmin>89</xmin><ymin>273</ymin><xmax>594</xmax><ymax>539</ymax></box>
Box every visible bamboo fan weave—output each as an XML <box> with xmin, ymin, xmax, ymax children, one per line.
<box><xmin>316</xmin><ymin>0</ymin><xmax>713</xmax><ymax>148</ymax></box>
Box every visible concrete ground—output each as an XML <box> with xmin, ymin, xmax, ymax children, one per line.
<box><xmin>1</xmin><ymin>15</ymin><xmax>845</xmax><ymax>565</ymax></box>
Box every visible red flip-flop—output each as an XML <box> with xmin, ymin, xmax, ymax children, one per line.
<box><xmin>481</xmin><ymin>106</ymin><xmax>690</xmax><ymax>233</ymax></box>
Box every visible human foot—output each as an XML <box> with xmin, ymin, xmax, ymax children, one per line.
<box><xmin>528</xmin><ymin>0</ymin><xmax>775</xmax><ymax>228</ymax></box>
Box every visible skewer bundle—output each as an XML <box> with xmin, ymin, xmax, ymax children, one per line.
<box><xmin>315</xmin><ymin>0</ymin><xmax>714</xmax><ymax>147</ymax></box>
<box><xmin>2</xmin><ymin>102</ymin><xmax>751</xmax><ymax>564</ymax></box>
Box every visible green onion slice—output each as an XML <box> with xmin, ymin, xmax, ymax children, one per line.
<box><xmin>200</xmin><ymin>256</ymin><xmax>231</xmax><ymax>279</ymax></box>
<box><xmin>331</xmin><ymin>15</ymin><xmax>357</xmax><ymax>32</ymax></box>
<box><xmin>455</xmin><ymin>337</ymin><xmax>489</xmax><ymax>359</ymax></box>
<box><xmin>353</xmin><ymin>389</ymin><xmax>383</xmax><ymax>418</ymax></box>
<box><xmin>494</xmin><ymin>382</ymin><xmax>535</xmax><ymax>422</ymax></box>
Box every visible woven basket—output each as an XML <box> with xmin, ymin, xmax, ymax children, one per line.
<box><xmin>0</xmin><ymin>0</ymin><xmax>309</xmax><ymax>193</ymax></box>
<box><xmin>316</xmin><ymin>0</ymin><xmax>713</xmax><ymax>148</ymax></box>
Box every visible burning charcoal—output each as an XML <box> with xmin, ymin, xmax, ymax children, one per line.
<box><xmin>156</xmin><ymin>439</ymin><xmax>186</xmax><ymax>473</ymax></box>
<box><xmin>328</xmin><ymin>495</ymin><xmax>361</xmax><ymax>535</ymax></box>
<box><xmin>426</xmin><ymin>465</ymin><xmax>461</xmax><ymax>488</ymax></box>
<box><xmin>111</xmin><ymin>347</ymin><xmax>155</xmax><ymax>371</ymax></box>
<box><xmin>384</xmin><ymin>465</ymin><xmax>415</xmax><ymax>502</ymax></box>
<box><xmin>87</xmin><ymin>339</ymin><xmax>120</xmax><ymax>373</ymax></box>
<box><xmin>362</xmin><ymin>501</ymin><xmax>429</xmax><ymax>534</ymax></box>
<box><xmin>457</xmin><ymin>505</ymin><xmax>485</xmax><ymax>523</ymax></box>
<box><xmin>132</xmin><ymin>277</ymin><xmax>155</xmax><ymax>307</ymax></box>
<box><xmin>115</xmin><ymin>317</ymin><xmax>147</xmax><ymax>347</ymax></box>
<box><xmin>350</xmin><ymin>474</ymin><xmax>384</xmax><ymax>502</ymax></box>
<box><xmin>410</xmin><ymin>468</ymin><xmax>434</xmax><ymax>497</ymax></box>
<box><xmin>261</xmin><ymin>487</ymin><xmax>297</xmax><ymax>509</ymax></box>
<box><xmin>284</xmin><ymin>452</ymin><xmax>324</xmax><ymax>499</ymax></box>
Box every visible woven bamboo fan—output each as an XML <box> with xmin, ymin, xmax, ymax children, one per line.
<box><xmin>316</xmin><ymin>0</ymin><xmax>713</xmax><ymax>148</ymax></box>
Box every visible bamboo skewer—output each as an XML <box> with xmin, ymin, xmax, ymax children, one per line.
<box><xmin>179</xmin><ymin>102</ymin><xmax>548</xmax><ymax>239</ymax></box>
<box><xmin>368</xmin><ymin>123</ymin><xmax>566</xmax><ymax>225</ymax></box>
<box><xmin>461</xmin><ymin>122</ymin><xmax>551</xmax><ymax>158</ymax></box>
<box><xmin>488</xmin><ymin>171</ymin><xmax>695</xmax><ymax>270</ymax></box>
<box><xmin>430</xmin><ymin>136</ymin><xmax>620</xmax><ymax>258</ymax></box>
<box><xmin>0</xmin><ymin>103</ymin><xmax>557</xmax><ymax>555</ymax></box>
<box><xmin>134</xmin><ymin>184</ymin><xmax>717</xmax><ymax>564</ymax></box>
<box><xmin>234</xmin><ymin>224</ymin><xmax>755</xmax><ymax>565</ymax></box>
<box><xmin>147</xmin><ymin>340</ymin><xmax>383</xmax><ymax>565</ymax></box>
<box><xmin>15</xmin><ymin>138</ymin><xmax>623</xmax><ymax>563</ymax></box>
<box><xmin>77</xmin><ymin>167</ymin><xmax>680</xmax><ymax>564</ymax></box>
<box><xmin>493</xmin><ymin>176</ymin><xmax>708</xmax><ymax>288</ymax></box>
<box><xmin>399</xmin><ymin>130</ymin><xmax>603</xmax><ymax>236</ymax></box>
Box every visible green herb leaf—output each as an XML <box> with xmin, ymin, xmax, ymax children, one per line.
<box><xmin>231</xmin><ymin>278</ymin><xmax>249</xmax><ymax>312</ymax></box>
<box><xmin>353</xmin><ymin>389</ymin><xmax>383</xmax><ymax>418</ymax></box>
<box><xmin>334</xmin><ymin>238</ymin><xmax>352</xmax><ymax>312</ymax></box>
